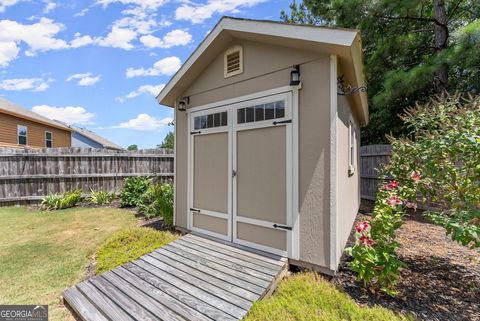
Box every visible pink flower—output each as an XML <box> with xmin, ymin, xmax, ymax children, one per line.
<box><xmin>384</xmin><ymin>180</ymin><xmax>399</xmax><ymax>191</ymax></box>
<box><xmin>386</xmin><ymin>195</ymin><xmax>402</xmax><ymax>207</ymax></box>
<box><xmin>411</xmin><ymin>171</ymin><xmax>421</xmax><ymax>183</ymax></box>
<box><xmin>355</xmin><ymin>221</ymin><xmax>369</xmax><ymax>233</ymax></box>
<box><xmin>359</xmin><ymin>234</ymin><xmax>375</xmax><ymax>247</ymax></box>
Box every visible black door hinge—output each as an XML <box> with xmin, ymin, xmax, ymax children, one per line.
<box><xmin>273</xmin><ymin>224</ymin><xmax>292</xmax><ymax>230</ymax></box>
<box><xmin>273</xmin><ymin>119</ymin><xmax>292</xmax><ymax>125</ymax></box>
<box><xmin>190</xmin><ymin>131</ymin><xmax>201</xmax><ymax>135</ymax></box>
<box><xmin>190</xmin><ymin>208</ymin><xmax>200</xmax><ymax>212</ymax></box>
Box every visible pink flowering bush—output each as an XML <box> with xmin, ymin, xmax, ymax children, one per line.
<box><xmin>348</xmin><ymin>95</ymin><xmax>480</xmax><ymax>296</ymax></box>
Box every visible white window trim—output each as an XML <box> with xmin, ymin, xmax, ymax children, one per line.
<box><xmin>45</xmin><ymin>131</ymin><xmax>53</xmax><ymax>148</ymax></box>
<box><xmin>17</xmin><ymin>124</ymin><xmax>28</xmax><ymax>145</ymax></box>
<box><xmin>224</xmin><ymin>45</ymin><xmax>243</xmax><ymax>78</ymax></box>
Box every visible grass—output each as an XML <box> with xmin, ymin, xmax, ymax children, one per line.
<box><xmin>244</xmin><ymin>272</ymin><xmax>414</xmax><ymax>321</ymax></box>
<box><xmin>0</xmin><ymin>206</ymin><xmax>137</xmax><ymax>321</ymax></box>
<box><xmin>95</xmin><ymin>227</ymin><xmax>180</xmax><ymax>274</ymax></box>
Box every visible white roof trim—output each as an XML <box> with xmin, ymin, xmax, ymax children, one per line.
<box><xmin>156</xmin><ymin>17</ymin><xmax>358</xmax><ymax>106</ymax></box>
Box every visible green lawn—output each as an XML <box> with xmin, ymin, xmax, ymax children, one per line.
<box><xmin>0</xmin><ymin>206</ymin><xmax>138</xmax><ymax>321</ymax></box>
<box><xmin>244</xmin><ymin>272</ymin><xmax>414</xmax><ymax>321</ymax></box>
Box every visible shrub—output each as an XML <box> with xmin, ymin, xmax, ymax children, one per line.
<box><xmin>95</xmin><ymin>227</ymin><xmax>179</xmax><ymax>274</ymax></box>
<box><xmin>87</xmin><ymin>189</ymin><xmax>116</xmax><ymax>205</ymax></box>
<box><xmin>120</xmin><ymin>177</ymin><xmax>150</xmax><ymax>207</ymax></box>
<box><xmin>138</xmin><ymin>183</ymin><xmax>174</xmax><ymax>226</ymax></box>
<box><xmin>41</xmin><ymin>190</ymin><xmax>82</xmax><ymax>210</ymax></box>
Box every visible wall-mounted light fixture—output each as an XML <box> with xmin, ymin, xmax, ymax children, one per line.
<box><xmin>337</xmin><ymin>74</ymin><xmax>367</xmax><ymax>96</ymax></box>
<box><xmin>177</xmin><ymin>96</ymin><xmax>190</xmax><ymax>111</ymax></box>
<box><xmin>290</xmin><ymin>65</ymin><xmax>301</xmax><ymax>86</ymax></box>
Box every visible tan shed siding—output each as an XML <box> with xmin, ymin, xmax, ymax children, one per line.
<box><xmin>193</xmin><ymin>213</ymin><xmax>228</xmax><ymax>235</ymax></box>
<box><xmin>237</xmin><ymin>222</ymin><xmax>287</xmax><ymax>251</ymax></box>
<box><xmin>335</xmin><ymin>94</ymin><xmax>361</xmax><ymax>266</ymax></box>
<box><xmin>174</xmin><ymin>39</ymin><xmax>332</xmax><ymax>268</ymax></box>
<box><xmin>0</xmin><ymin>112</ymin><xmax>71</xmax><ymax>148</ymax></box>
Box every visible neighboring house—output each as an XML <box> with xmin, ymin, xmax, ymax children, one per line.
<box><xmin>157</xmin><ymin>17</ymin><xmax>368</xmax><ymax>274</ymax></box>
<box><xmin>0</xmin><ymin>98</ymin><xmax>71</xmax><ymax>148</ymax></box>
<box><xmin>65</xmin><ymin>124</ymin><xmax>123</xmax><ymax>150</ymax></box>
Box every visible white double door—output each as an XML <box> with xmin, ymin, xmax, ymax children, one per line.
<box><xmin>188</xmin><ymin>92</ymin><xmax>293</xmax><ymax>256</ymax></box>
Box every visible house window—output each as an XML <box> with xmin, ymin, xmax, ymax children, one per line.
<box><xmin>348</xmin><ymin>121</ymin><xmax>357</xmax><ymax>175</ymax></box>
<box><xmin>45</xmin><ymin>131</ymin><xmax>53</xmax><ymax>148</ymax></box>
<box><xmin>194</xmin><ymin>111</ymin><xmax>227</xmax><ymax>130</ymax></box>
<box><xmin>17</xmin><ymin>125</ymin><xmax>27</xmax><ymax>145</ymax></box>
<box><xmin>237</xmin><ymin>100</ymin><xmax>285</xmax><ymax>124</ymax></box>
<box><xmin>224</xmin><ymin>45</ymin><xmax>243</xmax><ymax>78</ymax></box>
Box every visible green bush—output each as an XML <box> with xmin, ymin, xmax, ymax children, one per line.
<box><xmin>95</xmin><ymin>227</ymin><xmax>179</xmax><ymax>274</ymax></box>
<box><xmin>138</xmin><ymin>183</ymin><xmax>174</xmax><ymax>226</ymax></box>
<box><xmin>41</xmin><ymin>190</ymin><xmax>82</xmax><ymax>210</ymax></box>
<box><xmin>87</xmin><ymin>189</ymin><xmax>116</xmax><ymax>205</ymax></box>
<box><xmin>120</xmin><ymin>177</ymin><xmax>150</xmax><ymax>207</ymax></box>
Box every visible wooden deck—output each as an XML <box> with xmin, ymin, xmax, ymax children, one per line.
<box><xmin>63</xmin><ymin>233</ymin><xmax>288</xmax><ymax>321</ymax></box>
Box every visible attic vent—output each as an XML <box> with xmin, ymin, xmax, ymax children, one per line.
<box><xmin>224</xmin><ymin>45</ymin><xmax>243</xmax><ymax>78</ymax></box>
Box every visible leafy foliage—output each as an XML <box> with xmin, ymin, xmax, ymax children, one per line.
<box><xmin>138</xmin><ymin>183</ymin><xmax>174</xmax><ymax>225</ymax></box>
<box><xmin>158</xmin><ymin>131</ymin><xmax>174</xmax><ymax>149</ymax></box>
<box><xmin>95</xmin><ymin>227</ymin><xmax>179</xmax><ymax>274</ymax></box>
<box><xmin>127</xmin><ymin>144</ymin><xmax>138</xmax><ymax>151</ymax></box>
<box><xmin>87</xmin><ymin>189</ymin><xmax>116</xmax><ymax>205</ymax></box>
<box><xmin>120</xmin><ymin>177</ymin><xmax>150</xmax><ymax>207</ymax></box>
<box><xmin>41</xmin><ymin>190</ymin><xmax>82</xmax><ymax>210</ymax></box>
<box><xmin>386</xmin><ymin>94</ymin><xmax>480</xmax><ymax>248</ymax></box>
<box><xmin>281</xmin><ymin>0</ymin><xmax>480</xmax><ymax>143</ymax></box>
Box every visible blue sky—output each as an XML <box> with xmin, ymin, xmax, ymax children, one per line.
<box><xmin>0</xmin><ymin>0</ymin><xmax>288</xmax><ymax>149</ymax></box>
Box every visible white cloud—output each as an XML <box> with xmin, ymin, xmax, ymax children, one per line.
<box><xmin>115</xmin><ymin>113</ymin><xmax>172</xmax><ymax>131</ymax></box>
<box><xmin>0</xmin><ymin>78</ymin><xmax>50</xmax><ymax>91</ymax></box>
<box><xmin>176</xmin><ymin>0</ymin><xmax>267</xmax><ymax>23</ymax></box>
<box><xmin>0</xmin><ymin>18</ymin><xmax>70</xmax><ymax>65</ymax></box>
<box><xmin>0</xmin><ymin>0</ymin><xmax>21</xmax><ymax>12</ymax></box>
<box><xmin>126</xmin><ymin>56</ymin><xmax>181</xmax><ymax>78</ymax></box>
<box><xmin>43</xmin><ymin>1</ymin><xmax>56</xmax><ymax>13</ymax></box>
<box><xmin>70</xmin><ymin>33</ymin><xmax>94</xmax><ymax>48</ymax></box>
<box><xmin>32</xmin><ymin>105</ymin><xmax>95</xmax><ymax>125</ymax></box>
<box><xmin>0</xmin><ymin>41</ymin><xmax>19</xmax><ymax>67</ymax></box>
<box><xmin>96</xmin><ymin>26</ymin><xmax>137</xmax><ymax>50</ymax></box>
<box><xmin>74</xmin><ymin>8</ymin><xmax>89</xmax><ymax>17</ymax></box>
<box><xmin>66</xmin><ymin>73</ymin><xmax>101</xmax><ymax>86</ymax></box>
<box><xmin>117</xmin><ymin>84</ymin><xmax>165</xmax><ymax>102</ymax></box>
<box><xmin>140</xmin><ymin>29</ymin><xmax>192</xmax><ymax>49</ymax></box>
<box><xmin>96</xmin><ymin>0</ymin><xmax>167</xmax><ymax>10</ymax></box>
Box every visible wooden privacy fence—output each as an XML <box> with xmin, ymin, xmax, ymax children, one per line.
<box><xmin>0</xmin><ymin>147</ymin><xmax>174</xmax><ymax>204</ymax></box>
<box><xmin>360</xmin><ymin>144</ymin><xmax>392</xmax><ymax>202</ymax></box>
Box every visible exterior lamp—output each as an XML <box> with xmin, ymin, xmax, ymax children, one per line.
<box><xmin>177</xmin><ymin>96</ymin><xmax>190</xmax><ymax>111</ymax></box>
<box><xmin>290</xmin><ymin>65</ymin><xmax>301</xmax><ymax>86</ymax></box>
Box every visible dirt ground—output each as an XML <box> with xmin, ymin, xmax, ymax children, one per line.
<box><xmin>333</xmin><ymin>213</ymin><xmax>480</xmax><ymax>321</ymax></box>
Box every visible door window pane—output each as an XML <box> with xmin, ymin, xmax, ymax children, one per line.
<box><xmin>237</xmin><ymin>108</ymin><xmax>245</xmax><ymax>124</ymax></box>
<box><xmin>245</xmin><ymin>107</ymin><xmax>255</xmax><ymax>123</ymax></box>
<box><xmin>255</xmin><ymin>105</ymin><xmax>264</xmax><ymax>121</ymax></box>
<box><xmin>194</xmin><ymin>116</ymin><xmax>201</xmax><ymax>129</ymax></box>
<box><xmin>221</xmin><ymin>112</ymin><xmax>228</xmax><ymax>126</ymax></box>
<box><xmin>200</xmin><ymin>115</ymin><xmax>207</xmax><ymax>129</ymax></box>
<box><xmin>214</xmin><ymin>112</ymin><xmax>221</xmax><ymax>127</ymax></box>
<box><xmin>207</xmin><ymin>114</ymin><xmax>214</xmax><ymax>128</ymax></box>
<box><xmin>264</xmin><ymin>103</ymin><xmax>275</xmax><ymax>120</ymax></box>
<box><xmin>275</xmin><ymin>101</ymin><xmax>285</xmax><ymax>119</ymax></box>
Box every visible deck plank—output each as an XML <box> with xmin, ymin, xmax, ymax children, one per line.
<box><xmin>122</xmin><ymin>263</ymin><xmax>235</xmax><ymax>321</ymax></box>
<box><xmin>64</xmin><ymin>234</ymin><xmax>287</xmax><ymax>321</ymax></box>
<box><xmin>149</xmin><ymin>250</ymin><xmax>260</xmax><ymax>301</ymax></box>
<box><xmin>161</xmin><ymin>244</ymin><xmax>269</xmax><ymax>289</ymax></box>
<box><xmin>175</xmin><ymin>239</ymin><xmax>278</xmax><ymax>276</ymax></box>
<box><xmin>134</xmin><ymin>258</ymin><xmax>247</xmax><ymax>319</ymax></box>
<box><xmin>155</xmin><ymin>247</ymin><xmax>263</xmax><ymax>297</ymax></box>
<box><xmin>63</xmin><ymin>287</ymin><xmax>109</xmax><ymax>321</ymax></box>
<box><xmin>183</xmin><ymin>234</ymin><xmax>282</xmax><ymax>270</ymax></box>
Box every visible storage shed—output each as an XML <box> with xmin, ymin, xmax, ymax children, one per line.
<box><xmin>157</xmin><ymin>17</ymin><xmax>368</xmax><ymax>274</ymax></box>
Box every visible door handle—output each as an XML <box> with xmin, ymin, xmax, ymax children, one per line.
<box><xmin>232</xmin><ymin>170</ymin><xmax>237</xmax><ymax>178</ymax></box>
<box><xmin>190</xmin><ymin>208</ymin><xmax>200</xmax><ymax>212</ymax></box>
<box><xmin>273</xmin><ymin>224</ymin><xmax>292</xmax><ymax>230</ymax></box>
<box><xmin>273</xmin><ymin>119</ymin><xmax>292</xmax><ymax>125</ymax></box>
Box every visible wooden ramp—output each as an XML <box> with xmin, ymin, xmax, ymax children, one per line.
<box><xmin>63</xmin><ymin>233</ymin><xmax>288</xmax><ymax>321</ymax></box>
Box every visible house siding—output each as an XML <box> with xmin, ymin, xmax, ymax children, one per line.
<box><xmin>175</xmin><ymin>39</ymin><xmax>332</xmax><ymax>268</ymax></box>
<box><xmin>0</xmin><ymin>112</ymin><xmax>71</xmax><ymax>148</ymax></box>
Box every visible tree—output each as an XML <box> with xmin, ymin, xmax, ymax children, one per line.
<box><xmin>127</xmin><ymin>144</ymin><xmax>138</xmax><ymax>151</ymax></box>
<box><xmin>281</xmin><ymin>0</ymin><xmax>480</xmax><ymax>143</ymax></box>
<box><xmin>157</xmin><ymin>131</ymin><xmax>174</xmax><ymax>149</ymax></box>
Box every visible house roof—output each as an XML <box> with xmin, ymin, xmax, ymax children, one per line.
<box><xmin>156</xmin><ymin>17</ymin><xmax>369</xmax><ymax>124</ymax></box>
<box><xmin>0</xmin><ymin>97</ymin><xmax>72</xmax><ymax>131</ymax></box>
<box><xmin>66</xmin><ymin>123</ymin><xmax>124</xmax><ymax>150</ymax></box>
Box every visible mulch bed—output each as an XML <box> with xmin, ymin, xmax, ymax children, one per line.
<box><xmin>333</xmin><ymin>213</ymin><xmax>480</xmax><ymax>321</ymax></box>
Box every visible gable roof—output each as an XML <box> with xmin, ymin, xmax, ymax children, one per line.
<box><xmin>156</xmin><ymin>17</ymin><xmax>368</xmax><ymax>124</ymax></box>
<box><xmin>0</xmin><ymin>97</ymin><xmax>71</xmax><ymax>131</ymax></box>
<box><xmin>63</xmin><ymin>123</ymin><xmax>124</xmax><ymax>150</ymax></box>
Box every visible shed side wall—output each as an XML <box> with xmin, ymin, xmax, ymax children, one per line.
<box><xmin>175</xmin><ymin>39</ymin><xmax>332</xmax><ymax>268</ymax></box>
